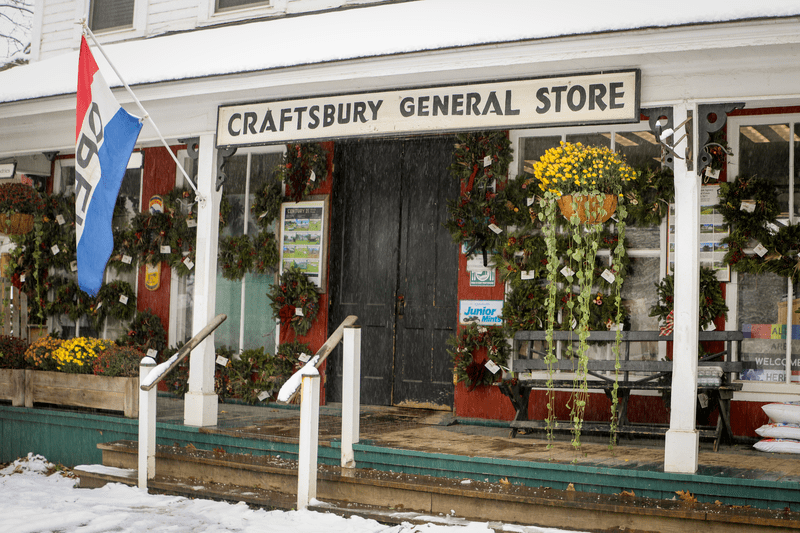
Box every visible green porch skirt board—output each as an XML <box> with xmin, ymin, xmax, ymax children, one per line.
<box><xmin>2</xmin><ymin>404</ymin><xmax>800</xmax><ymax>512</ymax></box>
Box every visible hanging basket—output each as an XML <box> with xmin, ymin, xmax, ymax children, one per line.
<box><xmin>0</xmin><ymin>213</ymin><xmax>34</xmax><ymax>235</ymax></box>
<box><xmin>556</xmin><ymin>194</ymin><xmax>618</xmax><ymax>224</ymax></box>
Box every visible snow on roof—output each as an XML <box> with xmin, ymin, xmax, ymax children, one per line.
<box><xmin>1</xmin><ymin>0</ymin><xmax>800</xmax><ymax>104</ymax></box>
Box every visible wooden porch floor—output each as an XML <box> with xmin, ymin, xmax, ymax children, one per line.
<box><xmin>154</xmin><ymin>396</ymin><xmax>800</xmax><ymax>484</ymax></box>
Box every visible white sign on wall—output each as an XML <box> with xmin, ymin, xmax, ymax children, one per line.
<box><xmin>217</xmin><ymin>70</ymin><xmax>640</xmax><ymax>147</ymax></box>
<box><xmin>459</xmin><ymin>300</ymin><xmax>503</xmax><ymax>326</ymax></box>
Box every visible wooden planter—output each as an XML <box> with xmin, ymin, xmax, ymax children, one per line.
<box><xmin>0</xmin><ymin>213</ymin><xmax>34</xmax><ymax>235</ymax></box>
<box><xmin>556</xmin><ymin>194</ymin><xmax>617</xmax><ymax>224</ymax></box>
<box><xmin>23</xmin><ymin>370</ymin><xmax>139</xmax><ymax>418</ymax></box>
<box><xmin>0</xmin><ymin>368</ymin><xmax>26</xmax><ymax>406</ymax></box>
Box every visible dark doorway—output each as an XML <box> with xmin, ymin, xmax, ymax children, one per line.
<box><xmin>327</xmin><ymin>136</ymin><xmax>458</xmax><ymax>409</ymax></box>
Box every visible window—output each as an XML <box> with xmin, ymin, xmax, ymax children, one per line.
<box><xmin>216</xmin><ymin>0</ymin><xmax>268</xmax><ymax>12</ymax></box>
<box><xmin>89</xmin><ymin>0</ymin><xmax>135</xmax><ymax>32</ymax></box>
<box><xmin>728</xmin><ymin>114</ymin><xmax>800</xmax><ymax>386</ymax></box>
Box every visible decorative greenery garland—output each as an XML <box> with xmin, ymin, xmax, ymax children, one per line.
<box><xmin>279</xmin><ymin>143</ymin><xmax>329</xmax><ymax>202</ymax></box>
<box><xmin>448</xmin><ymin>323</ymin><xmax>509</xmax><ymax>390</ymax></box>
<box><xmin>267</xmin><ymin>264</ymin><xmax>320</xmax><ymax>336</ymax></box>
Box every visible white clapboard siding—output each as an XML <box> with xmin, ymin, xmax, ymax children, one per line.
<box><xmin>147</xmin><ymin>0</ymin><xmax>199</xmax><ymax>37</ymax></box>
<box><xmin>39</xmin><ymin>0</ymin><xmax>79</xmax><ymax>59</ymax></box>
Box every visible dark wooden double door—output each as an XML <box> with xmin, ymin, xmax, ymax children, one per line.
<box><xmin>327</xmin><ymin>137</ymin><xmax>458</xmax><ymax>408</ymax></box>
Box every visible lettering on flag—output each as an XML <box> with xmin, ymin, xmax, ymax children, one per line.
<box><xmin>75</xmin><ymin>35</ymin><xmax>142</xmax><ymax>296</ymax></box>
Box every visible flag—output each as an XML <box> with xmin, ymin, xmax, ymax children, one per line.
<box><xmin>75</xmin><ymin>35</ymin><xmax>142</xmax><ymax>296</ymax></box>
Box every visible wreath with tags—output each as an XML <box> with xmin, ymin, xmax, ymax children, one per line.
<box><xmin>448</xmin><ymin>323</ymin><xmax>509</xmax><ymax>391</ymax></box>
<box><xmin>91</xmin><ymin>280</ymin><xmax>137</xmax><ymax>331</ymax></box>
<box><xmin>444</xmin><ymin>131</ymin><xmax>515</xmax><ymax>260</ymax></box>
<box><xmin>218</xmin><ymin>231</ymin><xmax>279</xmax><ymax>280</ymax></box>
<box><xmin>278</xmin><ymin>143</ymin><xmax>329</xmax><ymax>203</ymax></box>
<box><xmin>716</xmin><ymin>174</ymin><xmax>800</xmax><ymax>280</ymax></box>
<box><xmin>267</xmin><ymin>264</ymin><xmax>320</xmax><ymax>337</ymax></box>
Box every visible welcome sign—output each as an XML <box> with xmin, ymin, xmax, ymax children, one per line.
<box><xmin>217</xmin><ymin>70</ymin><xmax>639</xmax><ymax>147</ymax></box>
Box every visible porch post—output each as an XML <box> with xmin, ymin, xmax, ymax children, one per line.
<box><xmin>184</xmin><ymin>134</ymin><xmax>220</xmax><ymax>427</ymax></box>
<box><xmin>665</xmin><ymin>101</ymin><xmax>701</xmax><ymax>473</ymax></box>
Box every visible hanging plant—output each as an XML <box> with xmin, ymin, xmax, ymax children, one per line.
<box><xmin>444</xmin><ymin>131</ymin><xmax>514</xmax><ymax>260</ymax></box>
<box><xmin>278</xmin><ymin>143</ymin><xmax>329</xmax><ymax>202</ymax></box>
<box><xmin>91</xmin><ymin>280</ymin><xmax>137</xmax><ymax>331</ymax></box>
<box><xmin>448</xmin><ymin>323</ymin><xmax>508</xmax><ymax>391</ymax></box>
<box><xmin>649</xmin><ymin>266</ymin><xmax>729</xmax><ymax>333</ymax></box>
<box><xmin>530</xmin><ymin>141</ymin><xmax>636</xmax><ymax>451</ymax></box>
<box><xmin>267</xmin><ymin>264</ymin><xmax>320</xmax><ymax>336</ymax></box>
<box><xmin>0</xmin><ymin>182</ymin><xmax>45</xmax><ymax>235</ymax></box>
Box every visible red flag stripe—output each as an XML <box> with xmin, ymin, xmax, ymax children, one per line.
<box><xmin>76</xmin><ymin>36</ymin><xmax>99</xmax><ymax>141</ymax></box>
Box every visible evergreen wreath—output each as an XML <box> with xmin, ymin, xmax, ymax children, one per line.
<box><xmin>251</xmin><ymin>231</ymin><xmax>279</xmax><ymax>274</ymax></box>
<box><xmin>219</xmin><ymin>234</ymin><xmax>255</xmax><ymax>280</ymax></box>
<box><xmin>716</xmin><ymin>174</ymin><xmax>800</xmax><ymax>281</ymax></box>
<box><xmin>278</xmin><ymin>143</ymin><xmax>329</xmax><ymax>202</ymax></box>
<box><xmin>91</xmin><ymin>280</ymin><xmax>137</xmax><ymax>331</ymax></box>
<box><xmin>250</xmin><ymin>176</ymin><xmax>283</xmax><ymax>230</ymax></box>
<box><xmin>624</xmin><ymin>166</ymin><xmax>675</xmax><ymax>227</ymax></box>
<box><xmin>444</xmin><ymin>131</ymin><xmax>514</xmax><ymax>260</ymax></box>
<box><xmin>448</xmin><ymin>324</ymin><xmax>508</xmax><ymax>391</ymax></box>
<box><xmin>46</xmin><ymin>277</ymin><xmax>92</xmax><ymax>322</ymax></box>
<box><xmin>267</xmin><ymin>264</ymin><xmax>320</xmax><ymax>336</ymax></box>
<box><xmin>649</xmin><ymin>266</ymin><xmax>728</xmax><ymax>332</ymax></box>
<box><xmin>118</xmin><ymin>309</ymin><xmax>168</xmax><ymax>355</ymax></box>
<box><xmin>502</xmin><ymin>279</ymin><xmax>548</xmax><ymax>336</ymax></box>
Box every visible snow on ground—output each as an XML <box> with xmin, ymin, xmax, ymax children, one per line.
<box><xmin>0</xmin><ymin>454</ymin><xmax>584</xmax><ymax>533</ymax></box>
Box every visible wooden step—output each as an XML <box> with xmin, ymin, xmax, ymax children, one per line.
<box><xmin>83</xmin><ymin>439</ymin><xmax>800</xmax><ymax>532</ymax></box>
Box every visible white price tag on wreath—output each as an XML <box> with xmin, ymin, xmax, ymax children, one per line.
<box><xmin>216</xmin><ymin>355</ymin><xmax>229</xmax><ymax>367</ymax></box>
<box><xmin>484</xmin><ymin>360</ymin><xmax>501</xmax><ymax>374</ymax></box>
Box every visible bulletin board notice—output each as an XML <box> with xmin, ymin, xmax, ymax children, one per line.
<box><xmin>279</xmin><ymin>199</ymin><xmax>327</xmax><ymax>290</ymax></box>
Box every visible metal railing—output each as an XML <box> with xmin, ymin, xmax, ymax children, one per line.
<box><xmin>137</xmin><ymin>313</ymin><xmax>227</xmax><ymax>491</ymax></box>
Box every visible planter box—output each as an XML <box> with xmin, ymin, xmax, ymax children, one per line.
<box><xmin>24</xmin><ymin>370</ymin><xmax>138</xmax><ymax>418</ymax></box>
<box><xmin>0</xmin><ymin>368</ymin><xmax>25</xmax><ymax>406</ymax></box>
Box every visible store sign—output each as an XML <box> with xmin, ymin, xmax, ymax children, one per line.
<box><xmin>217</xmin><ymin>70</ymin><xmax>640</xmax><ymax>147</ymax></box>
<box><xmin>459</xmin><ymin>300</ymin><xmax>503</xmax><ymax>326</ymax></box>
<box><xmin>0</xmin><ymin>163</ymin><xmax>16</xmax><ymax>179</ymax></box>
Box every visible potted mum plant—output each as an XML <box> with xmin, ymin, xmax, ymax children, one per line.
<box><xmin>526</xmin><ymin>141</ymin><xmax>637</xmax><ymax>450</ymax></box>
<box><xmin>0</xmin><ymin>182</ymin><xmax>45</xmax><ymax>235</ymax></box>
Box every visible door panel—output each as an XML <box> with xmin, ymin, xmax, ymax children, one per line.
<box><xmin>394</xmin><ymin>137</ymin><xmax>458</xmax><ymax>408</ymax></box>
<box><xmin>328</xmin><ymin>137</ymin><xmax>457</xmax><ymax>408</ymax></box>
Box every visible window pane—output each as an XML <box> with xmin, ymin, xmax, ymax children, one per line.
<box><xmin>113</xmin><ymin>168</ymin><xmax>140</xmax><ymax>230</ymax></box>
<box><xmin>221</xmin><ymin>155</ymin><xmax>248</xmax><ymax>236</ymax></box>
<box><xmin>90</xmin><ymin>0</ymin><xmax>134</xmax><ymax>31</ymax></box>
<box><xmin>615</xmin><ymin>130</ymin><xmax>661</xmax><ymax>170</ymax></box>
<box><xmin>246</xmin><ymin>152</ymin><xmax>281</xmax><ymax>236</ymax></box>
<box><xmin>242</xmin><ymin>272</ymin><xmax>276</xmax><ymax>351</ymax></box>
<box><xmin>739</xmin><ymin>124</ymin><xmax>791</xmax><ymax>216</ymax></box>
<box><xmin>216</xmin><ymin>0</ymin><xmax>268</xmax><ymax>11</ymax></box>
<box><xmin>519</xmin><ymin>136</ymin><xmax>561</xmax><ymax>175</ymax></box>
<box><xmin>215</xmin><ymin>274</ymin><xmax>242</xmax><ymax>349</ymax></box>
<box><xmin>566</xmin><ymin>132</ymin><xmax>609</xmax><ymax>149</ymax></box>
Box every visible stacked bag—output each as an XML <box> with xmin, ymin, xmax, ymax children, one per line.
<box><xmin>754</xmin><ymin>402</ymin><xmax>800</xmax><ymax>453</ymax></box>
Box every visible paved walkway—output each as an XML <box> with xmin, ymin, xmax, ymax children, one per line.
<box><xmin>155</xmin><ymin>395</ymin><xmax>800</xmax><ymax>483</ymax></box>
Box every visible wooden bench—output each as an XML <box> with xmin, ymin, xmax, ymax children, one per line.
<box><xmin>499</xmin><ymin>330</ymin><xmax>753</xmax><ymax>451</ymax></box>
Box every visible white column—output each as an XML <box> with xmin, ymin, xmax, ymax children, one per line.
<box><xmin>184</xmin><ymin>134</ymin><xmax>220</xmax><ymax>427</ymax></box>
<box><xmin>297</xmin><ymin>371</ymin><xmax>320</xmax><ymax>510</ymax></box>
<box><xmin>665</xmin><ymin>102</ymin><xmax>701</xmax><ymax>473</ymax></box>
<box><xmin>341</xmin><ymin>325</ymin><xmax>361</xmax><ymax>468</ymax></box>
<box><xmin>138</xmin><ymin>356</ymin><xmax>157</xmax><ymax>490</ymax></box>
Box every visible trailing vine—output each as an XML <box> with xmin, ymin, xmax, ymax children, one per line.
<box><xmin>448</xmin><ymin>323</ymin><xmax>509</xmax><ymax>390</ymax></box>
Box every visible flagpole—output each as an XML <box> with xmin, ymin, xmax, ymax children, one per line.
<box><xmin>79</xmin><ymin>21</ymin><xmax>203</xmax><ymax>201</ymax></box>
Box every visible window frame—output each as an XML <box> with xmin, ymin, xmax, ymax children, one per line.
<box><xmin>77</xmin><ymin>0</ymin><xmax>146</xmax><ymax>42</ymax></box>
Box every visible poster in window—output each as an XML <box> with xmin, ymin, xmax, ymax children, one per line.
<box><xmin>279</xmin><ymin>199</ymin><xmax>327</xmax><ymax>291</ymax></box>
<box><xmin>668</xmin><ymin>184</ymin><xmax>730</xmax><ymax>282</ymax></box>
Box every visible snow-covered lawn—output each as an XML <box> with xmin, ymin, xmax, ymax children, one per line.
<box><xmin>0</xmin><ymin>454</ymin><xmax>583</xmax><ymax>533</ymax></box>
